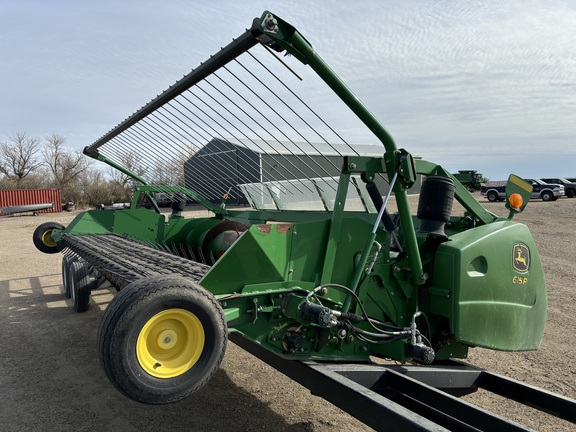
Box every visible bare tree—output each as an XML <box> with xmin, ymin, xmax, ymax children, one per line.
<box><xmin>0</xmin><ymin>132</ymin><xmax>44</xmax><ymax>188</ymax></box>
<box><xmin>150</xmin><ymin>149</ymin><xmax>196</xmax><ymax>186</ymax></box>
<box><xmin>107</xmin><ymin>150</ymin><xmax>148</xmax><ymax>202</ymax></box>
<box><xmin>43</xmin><ymin>133</ymin><xmax>90</xmax><ymax>202</ymax></box>
<box><xmin>78</xmin><ymin>168</ymin><xmax>124</xmax><ymax>206</ymax></box>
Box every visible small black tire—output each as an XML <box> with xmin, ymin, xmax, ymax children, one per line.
<box><xmin>98</xmin><ymin>275</ymin><xmax>227</xmax><ymax>404</ymax></box>
<box><xmin>69</xmin><ymin>260</ymin><xmax>92</xmax><ymax>312</ymax></box>
<box><xmin>33</xmin><ymin>222</ymin><xmax>65</xmax><ymax>254</ymax></box>
<box><xmin>566</xmin><ymin>189</ymin><xmax>575</xmax><ymax>198</ymax></box>
<box><xmin>61</xmin><ymin>255</ymin><xmax>78</xmax><ymax>298</ymax></box>
<box><xmin>541</xmin><ymin>191</ymin><xmax>553</xmax><ymax>202</ymax></box>
<box><xmin>487</xmin><ymin>191</ymin><xmax>499</xmax><ymax>202</ymax></box>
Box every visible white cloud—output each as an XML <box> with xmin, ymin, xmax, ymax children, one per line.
<box><xmin>1</xmin><ymin>0</ymin><xmax>574</xmax><ymax>179</ymax></box>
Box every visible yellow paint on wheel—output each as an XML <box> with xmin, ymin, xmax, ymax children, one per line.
<box><xmin>137</xmin><ymin>308</ymin><xmax>205</xmax><ymax>379</ymax></box>
<box><xmin>41</xmin><ymin>230</ymin><xmax>56</xmax><ymax>247</ymax></box>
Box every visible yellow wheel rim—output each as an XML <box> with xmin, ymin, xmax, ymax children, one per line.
<box><xmin>136</xmin><ymin>308</ymin><xmax>205</xmax><ymax>379</ymax></box>
<box><xmin>41</xmin><ymin>230</ymin><xmax>56</xmax><ymax>247</ymax></box>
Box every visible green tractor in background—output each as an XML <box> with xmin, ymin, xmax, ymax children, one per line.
<box><xmin>452</xmin><ymin>169</ymin><xmax>484</xmax><ymax>191</ymax></box>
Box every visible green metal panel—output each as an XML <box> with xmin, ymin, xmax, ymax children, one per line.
<box><xmin>63</xmin><ymin>209</ymin><xmax>166</xmax><ymax>243</ymax></box>
<box><xmin>200</xmin><ymin>223</ymin><xmax>294</xmax><ymax>295</ymax></box>
<box><xmin>431</xmin><ymin>220</ymin><xmax>546</xmax><ymax>350</ymax></box>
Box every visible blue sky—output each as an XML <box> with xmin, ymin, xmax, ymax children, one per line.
<box><xmin>1</xmin><ymin>0</ymin><xmax>575</xmax><ymax>180</ymax></box>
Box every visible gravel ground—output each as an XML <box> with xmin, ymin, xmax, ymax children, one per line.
<box><xmin>0</xmin><ymin>194</ymin><xmax>574</xmax><ymax>431</ymax></box>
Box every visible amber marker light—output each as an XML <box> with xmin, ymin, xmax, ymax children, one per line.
<box><xmin>509</xmin><ymin>193</ymin><xmax>523</xmax><ymax>210</ymax></box>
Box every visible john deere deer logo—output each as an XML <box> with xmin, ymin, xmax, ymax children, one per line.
<box><xmin>513</xmin><ymin>243</ymin><xmax>530</xmax><ymax>273</ymax></box>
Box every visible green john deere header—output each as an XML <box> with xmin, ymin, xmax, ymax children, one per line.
<box><xmin>33</xmin><ymin>10</ymin><xmax>546</xmax><ymax>405</ymax></box>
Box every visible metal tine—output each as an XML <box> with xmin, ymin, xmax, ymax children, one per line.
<box><xmin>101</xmin><ymin>145</ymin><xmax>196</xmax><ymax>205</ymax></box>
<box><xmin>166</xmin><ymin>242</ymin><xmax>179</xmax><ymax>256</ymax></box>
<box><xmin>142</xmin><ymin>239</ymin><xmax>157</xmax><ymax>249</ymax></box>
<box><xmin>127</xmin><ymin>122</ymin><xmax>226</xmax><ymax>197</ymax></box>
<box><xmin>99</xmin><ymin>121</ymin><xmax>169</xmax><ymax>176</ymax></box>
<box><xmin>200</xmin><ymin>75</ymin><xmax>336</xmax><ymax>193</ymax></box>
<box><xmin>247</xmin><ymin>48</ymin><xmax>363</xmax><ymax>157</ymax></box>
<box><xmin>231</xmin><ymin>55</ymin><xmax>351</xmax><ymax>170</ymax></box>
<box><xmin>101</xmin><ymin>144</ymin><xmax>150</xmax><ymax>183</ymax></box>
<box><xmin>211</xmin><ymin>67</ymin><xmax>338</xmax><ymax>191</ymax></box>
<box><xmin>183</xmin><ymin>85</ymin><xmax>314</xmax><ymax>195</ymax></box>
<box><xmin>197</xmin><ymin>247</ymin><xmax>206</xmax><ymax>265</ymax></box>
<box><xmin>156</xmin><ymin>103</ymin><xmax>292</xmax><ymax>201</ymax></box>
<box><xmin>177</xmin><ymin>90</ymin><xmax>310</xmax><ymax>195</ymax></box>
<box><xmin>98</xmin><ymin>129</ymin><xmax>211</xmax><ymax>201</ymax></box>
<box><xmin>112</xmin><ymin>128</ymin><xmax>211</xmax><ymax>199</ymax></box>
<box><xmin>169</xmin><ymin>56</ymin><xmax>302</xmax><ymax>189</ymax></box>
<box><xmin>142</xmin><ymin>122</ymin><xmax>250</xmax><ymax>202</ymax></box>
<box><xmin>93</xmin><ymin>41</ymin><xmax>370</xmax><ymax>206</ymax></box>
<box><xmin>154</xmin><ymin>95</ymin><xmax>295</xmax><ymax>198</ymax></box>
<box><xmin>112</xmin><ymin>130</ymin><xmax>171</xmax><ymax>176</ymax></box>
<box><xmin>194</xmin><ymin>73</ymin><xmax>320</xmax><ymax>182</ymax></box>
<box><xmin>170</xmin><ymin>241</ymin><xmax>183</xmax><ymax>258</ymax></box>
<box><xmin>142</xmin><ymin>113</ymin><xmax>249</xmax><ymax>193</ymax></box>
<box><xmin>138</xmin><ymin>111</ymin><xmax>260</xmax><ymax>198</ymax></box>
<box><xmin>201</xmin><ymin>49</ymin><xmax>359</xmax><ymax>194</ymax></box>
<box><xmin>102</xmin><ymin>143</ymin><xmax>149</xmax><ymax>184</ymax></box>
<box><xmin>154</xmin><ymin>240</ymin><xmax>169</xmax><ymax>252</ymax></box>
<box><xmin>137</xmin><ymin>66</ymin><xmax>292</xmax><ymax>197</ymax></box>
<box><xmin>241</xmin><ymin>182</ymin><xmax>277</xmax><ymax>209</ymax></box>
<box><xmin>177</xmin><ymin>242</ymin><xmax>188</xmax><ymax>259</ymax></box>
<box><xmin>86</xmin><ymin>29</ymin><xmax>260</xmax><ymax>156</ymax></box>
<box><xmin>110</xmin><ymin>133</ymin><xmax>173</xmax><ymax>187</ymax></box>
<box><xmin>186</xmin><ymin>244</ymin><xmax>198</xmax><ymax>263</ymax></box>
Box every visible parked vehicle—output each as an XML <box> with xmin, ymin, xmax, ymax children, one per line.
<box><xmin>154</xmin><ymin>192</ymin><xmax>172</xmax><ymax>207</ymax></box>
<box><xmin>540</xmin><ymin>178</ymin><xmax>576</xmax><ymax>198</ymax></box>
<box><xmin>480</xmin><ymin>181</ymin><xmax>507</xmax><ymax>202</ymax></box>
<box><xmin>524</xmin><ymin>178</ymin><xmax>564</xmax><ymax>201</ymax></box>
<box><xmin>481</xmin><ymin>178</ymin><xmax>564</xmax><ymax>202</ymax></box>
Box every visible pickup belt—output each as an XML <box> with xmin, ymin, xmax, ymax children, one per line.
<box><xmin>62</xmin><ymin>233</ymin><xmax>210</xmax><ymax>289</ymax></box>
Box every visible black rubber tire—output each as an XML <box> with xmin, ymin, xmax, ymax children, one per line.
<box><xmin>487</xmin><ymin>191</ymin><xmax>499</xmax><ymax>202</ymax></box>
<box><xmin>541</xmin><ymin>191</ymin><xmax>553</xmax><ymax>202</ymax></box>
<box><xmin>69</xmin><ymin>260</ymin><xmax>91</xmax><ymax>312</ymax></box>
<box><xmin>61</xmin><ymin>255</ymin><xmax>78</xmax><ymax>298</ymax></box>
<box><xmin>97</xmin><ymin>275</ymin><xmax>227</xmax><ymax>404</ymax></box>
<box><xmin>567</xmin><ymin>189</ymin><xmax>575</xmax><ymax>198</ymax></box>
<box><xmin>32</xmin><ymin>222</ymin><xmax>65</xmax><ymax>254</ymax></box>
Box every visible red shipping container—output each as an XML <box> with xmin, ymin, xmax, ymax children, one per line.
<box><xmin>0</xmin><ymin>189</ymin><xmax>62</xmax><ymax>216</ymax></box>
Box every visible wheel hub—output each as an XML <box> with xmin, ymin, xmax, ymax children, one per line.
<box><xmin>158</xmin><ymin>329</ymin><xmax>178</xmax><ymax>349</ymax></box>
<box><xmin>42</xmin><ymin>230</ymin><xmax>56</xmax><ymax>247</ymax></box>
<box><xmin>136</xmin><ymin>308</ymin><xmax>205</xmax><ymax>379</ymax></box>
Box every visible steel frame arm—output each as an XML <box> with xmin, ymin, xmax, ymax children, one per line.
<box><xmin>258</xmin><ymin>11</ymin><xmax>425</xmax><ymax>285</ymax></box>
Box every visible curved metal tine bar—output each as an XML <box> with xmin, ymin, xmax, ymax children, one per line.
<box><xmin>141</xmin><ymin>111</ymin><xmax>260</xmax><ymax>198</ymax></box>
<box><xmin>133</xmin><ymin>119</ymin><xmax>244</xmax><ymax>201</ymax></box>
<box><xmin>229</xmin><ymin>57</ymin><xmax>350</xmax><ymax>177</ymax></box>
<box><xmin>203</xmin><ymin>71</ymin><xmax>337</xmax><ymax>192</ymax></box>
<box><xmin>246</xmin><ymin>48</ymin><xmax>363</xmax><ymax>157</ymax></box>
<box><xmin>178</xmin><ymin>89</ymin><xmax>311</xmax><ymax>195</ymax></box>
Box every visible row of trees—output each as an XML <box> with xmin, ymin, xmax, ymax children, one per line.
<box><xmin>0</xmin><ymin>133</ymin><xmax>135</xmax><ymax>206</ymax></box>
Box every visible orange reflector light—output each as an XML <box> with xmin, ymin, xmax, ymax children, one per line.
<box><xmin>509</xmin><ymin>193</ymin><xmax>523</xmax><ymax>210</ymax></box>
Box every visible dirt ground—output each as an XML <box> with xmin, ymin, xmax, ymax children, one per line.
<box><xmin>0</xmin><ymin>194</ymin><xmax>574</xmax><ymax>431</ymax></box>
